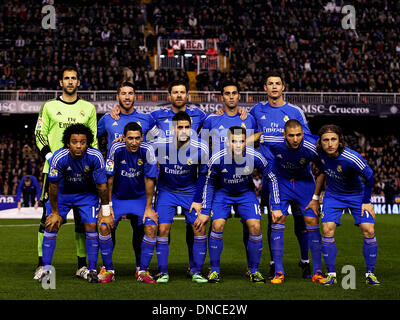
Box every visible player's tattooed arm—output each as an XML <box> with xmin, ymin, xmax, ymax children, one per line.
<box><xmin>46</xmin><ymin>181</ymin><xmax>63</xmax><ymax>232</ymax></box>
<box><xmin>97</xmin><ymin>183</ymin><xmax>114</xmax><ymax>229</ymax></box>
<box><xmin>143</xmin><ymin>177</ymin><xmax>158</xmax><ymax>224</ymax></box>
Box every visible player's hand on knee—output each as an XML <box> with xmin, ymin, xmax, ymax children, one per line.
<box><xmin>99</xmin><ymin>215</ymin><xmax>114</xmax><ymax>231</ymax></box>
<box><xmin>45</xmin><ymin>212</ymin><xmax>62</xmax><ymax>232</ymax></box>
<box><xmin>194</xmin><ymin>212</ymin><xmax>209</xmax><ymax>230</ymax></box>
<box><xmin>271</xmin><ymin>210</ymin><xmax>283</xmax><ymax>223</ymax></box>
<box><xmin>305</xmin><ymin>199</ymin><xmax>320</xmax><ymax>217</ymax></box>
<box><xmin>110</xmin><ymin>104</ymin><xmax>121</xmax><ymax>121</ymax></box>
<box><xmin>190</xmin><ymin>202</ymin><xmax>202</xmax><ymax>215</ymax></box>
<box><xmin>361</xmin><ymin>203</ymin><xmax>375</xmax><ymax>219</ymax></box>
<box><xmin>143</xmin><ymin>207</ymin><xmax>158</xmax><ymax>225</ymax></box>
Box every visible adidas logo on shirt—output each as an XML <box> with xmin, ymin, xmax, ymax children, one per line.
<box><xmin>164</xmin><ymin>119</ymin><xmax>169</xmax><ymax>123</ymax></box>
<box><xmin>121</xmin><ymin>160</ymin><xmax>127</xmax><ymax>164</ymax></box>
<box><xmin>221</xmin><ymin>168</ymin><xmax>228</xmax><ymax>173</ymax></box>
<box><xmin>218</xmin><ymin>125</ymin><xmax>225</xmax><ymax>130</ymax></box>
<box><xmin>261</xmin><ymin>115</ymin><xmax>266</xmax><ymax>120</ymax></box>
<box><xmin>67</xmin><ymin>166</ymin><xmax>72</xmax><ymax>170</ymax></box>
<box><xmin>57</xmin><ymin>112</ymin><xmax>62</xmax><ymax>115</ymax></box>
<box><xmin>112</xmin><ymin>121</ymin><xmax>118</xmax><ymax>126</ymax></box>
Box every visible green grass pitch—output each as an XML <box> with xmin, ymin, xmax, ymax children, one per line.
<box><xmin>0</xmin><ymin>214</ymin><xmax>398</xmax><ymax>300</ymax></box>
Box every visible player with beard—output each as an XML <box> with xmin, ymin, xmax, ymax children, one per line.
<box><xmin>97</xmin><ymin>82</ymin><xmax>158</xmax><ymax>278</ymax></box>
<box><xmin>97</xmin><ymin>82</ymin><xmax>159</xmax><ymax>147</ymax></box>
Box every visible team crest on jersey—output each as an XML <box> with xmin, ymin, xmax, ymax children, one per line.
<box><xmin>49</xmin><ymin>167</ymin><xmax>58</xmax><ymax>177</ymax></box>
<box><xmin>243</xmin><ymin>165</ymin><xmax>251</xmax><ymax>175</ymax></box>
<box><xmin>300</xmin><ymin>158</ymin><xmax>306</xmax><ymax>165</ymax></box>
<box><xmin>283</xmin><ymin>115</ymin><xmax>289</xmax><ymax>122</ymax></box>
<box><xmin>80</xmin><ymin>110</ymin><xmax>85</xmax><ymax>117</ymax></box>
<box><xmin>106</xmin><ymin>159</ymin><xmax>114</xmax><ymax>171</ymax></box>
<box><xmin>84</xmin><ymin>165</ymin><xmax>90</xmax><ymax>172</ymax></box>
<box><xmin>337</xmin><ymin>165</ymin><xmax>342</xmax><ymax>172</ymax></box>
<box><xmin>137</xmin><ymin>158</ymin><xmax>143</xmax><ymax>166</ymax></box>
<box><xmin>260</xmin><ymin>135</ymin><xmax>264</xmax><ymax>143</ymax></box>
<box><xmin>210</xmin><ymin>210</ymin><xmax>214</xmax><ymax>217</ymax></box>
<box><xmin>187</xmin><ymin>158</ymin><xmax>193</xmax><ymax>165</ymax></box>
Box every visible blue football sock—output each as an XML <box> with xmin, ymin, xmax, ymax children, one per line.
<box><xmin>363</xmin><ymin>235</ymin><xmax>378</xmax><ymax>273</ymax></box>
<box><xmin>42</xmin><ymin>230</ymin><xmax>58</xmax><ymax>271</ymax></box>
<box><xmin>242</xmin><ymin>222</ymin><xmax>250</xmax><ymax>268</ymax></box>
<box><xmin>247</xmin><ymin>233</ymin><xmax>263</xmax><ymax>274</ymax></box>
<box><xmin>294</xmin><ymin>213</ymin><xmax>309</xmax><ymax>261</ymax></box>
<box><xmin>208</xmin><ymin>230</ymin><xmax>223</xmax><ymax>273</ymax></box>
<box><xmin>192</xmin><ymin>235</ymin><xmax>207</xmax><ymax>274</ymax></box>
<box><xmin>271</xmin><ymin>223</ymin><xmax>285</xmax><ymax>274</ymax></box>
<box><xmin>99</xmin><ymin>233</ymin><xmax>114</xmax><ymax>271</ymax></box>
<box><xmin>140</xmin><ymin>235</ymin><xmax>156</xmax><ymax>271</ymax></box>
<box><xmin>85</xmin><ymin>231</ymin><xmax>99</xmax><ymax>271</ymax></box>
<box><xmin>186</xmin><ymin>223</ymin><xmax>195</xmax><ymax>270</ymax></box>
<box><xmin>321</xmin><ymin>236</ymin><xmax>336</xmax><ymax>274</ymax></box>
<box><xmin>306</xmin><ymin>224</ymin><xmax>322</xmax><ymax>274</ymax></box>
<box><xmin>156</xmin><ymin>237</ymin><xmax>169</xmax><ymax>274</ymax></box>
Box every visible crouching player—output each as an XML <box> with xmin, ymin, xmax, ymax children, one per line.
<box><xmin>313</xmin><ymin>124</ymin><xmax>380</xmax><ymax>286</ymax></box>
<box><xmin>106</xmin><ymin>122</ymin><xmax>158</xmax><ymax>283</ymax></box>
<box><xmin>152</xmin><ymin>111</ymin><xmax>210</xmax><ymax>284</ymax></box>
<box><xmin>203</xmin><ymin>126</ymin><xmax>282</xmax><ymax>283</ymax></box>
<box><xmin>259</xmin><ymin>120</ymin><xmax>325</xmax><ymax>284</ymax></box>
<box><xmin>40</xmin><ymin>124</ymin><xmax>114</xmax><ymax>284</ymax></box>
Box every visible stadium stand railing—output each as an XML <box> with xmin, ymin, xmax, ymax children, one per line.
<box><xmin>1</xmin><ymin>91</ymin><xmax>399</xmax><ymax>104</ymax></box>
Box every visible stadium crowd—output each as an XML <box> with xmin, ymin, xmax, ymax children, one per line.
<box><xmin>1</xmin><ymin>0</ymin><xmax>400</xmax><ymax>92</ymax></box>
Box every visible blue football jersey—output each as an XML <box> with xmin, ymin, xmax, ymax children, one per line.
<box><xmin>97</xmin><ymin>110</ymin><xmax>158</xmax><ymax>147</ymax></box>
<box><xmin>151</xmin><ymin>105</ymin><xmax>207</xmax><ymax>137</ymax></box>
<box><xmin>106</xmin><ymin>141</ymin><xmax>157</xmax><ymax>200</ymax></box>
<box><xmin>250</xmin><ymin>101</ymin><xmax>311</xmax><ymax>136</ymax></box>
<box><xmin>152</xmin><ymin>136</ymin><xmax>209</xmax><ymax>199</ymax></box>
<box><xmin>259</xmin><ymin>134</ymin><xmax>320</xmax><ymax>180</ymax></box>
<box><xmin>201</xmin><ymin>112</ymin><xmax>257</xmax><ymax>150</ymax></box>
<box><xmin>319</xmin><ymin>147</ymin><xmax>374</xmax><ymax>203</ymax></box>
<box><xmin>203</xmin><ymin>146</ymin><xmax>280</xmax><ymax>212</ymax></box>
<box><xmin>48</xmin><ymin>147</ymin><xmax>107</xmax><ymax>205</ymax></box>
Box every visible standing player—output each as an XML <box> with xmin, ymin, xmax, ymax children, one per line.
<box><xmin>39</xmin><ymin>124</ymin><xmax>113</xmax><ymax>284</ymax></box>
<box><xmin>98</xmin><ymin>81</ymin><xmax>158</xmax><ymax>276</ymax></box>
<box><xmin>312</xmin><ymin>124</ymin><xmax>380</xmax><ymax>286</ymax></box>
<box><xmin>106</xmin><ymin>122</ymin><xmax>158</xmax><ymax>283</ymax></box>
<box><xmin>201</xmin><ymin>81</ymin><xmax>257</xmax><ymax>276</ymax></box>
<box><xmin>97</xmin><ymin>81</ymin><xmax>159</xmax><ymax>146</ymax></box>
<box><xmin>249</xmin><ymin>71</ymin><xmax>312</xmax><ymax>279</ymax></box>
<box><xmin>34</xmin><ymin>66</ymin><xmax>98</xmax><ymax>280</ymax></box>
<box><xmin>202</xmin><ymin>81</ymin><xmax>257</xmax><ymax>152</ymax></box>
<box><xmin>151</xmin><ymin>80</ymin><xmax>208</xmax><ymax>137</ymax></box>
<box><xmin>152</xmin><ymin>111</ymin><xmax>209</xmax><ymax>283</ymax></box>
<box><xmin>259</xmin><ymin>120</ymin><xmax>325</xmax><ymax>284</ymax></box>
<box><xmin>203</xmin><ymin>126</ymin><xmax>282</xmax><ymax>283</ymax></box>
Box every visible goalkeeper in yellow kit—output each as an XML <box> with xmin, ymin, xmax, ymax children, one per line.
<box><xmin>34</xmin><ymin>66</ymin><xmax>98</xmax><ymax>280</ymax></box>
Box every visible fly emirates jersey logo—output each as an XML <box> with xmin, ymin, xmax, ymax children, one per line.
<box><xmin>121</xmin><ymin>168</ymin><xmax>142</xmax><ymax>178</ymax></box>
